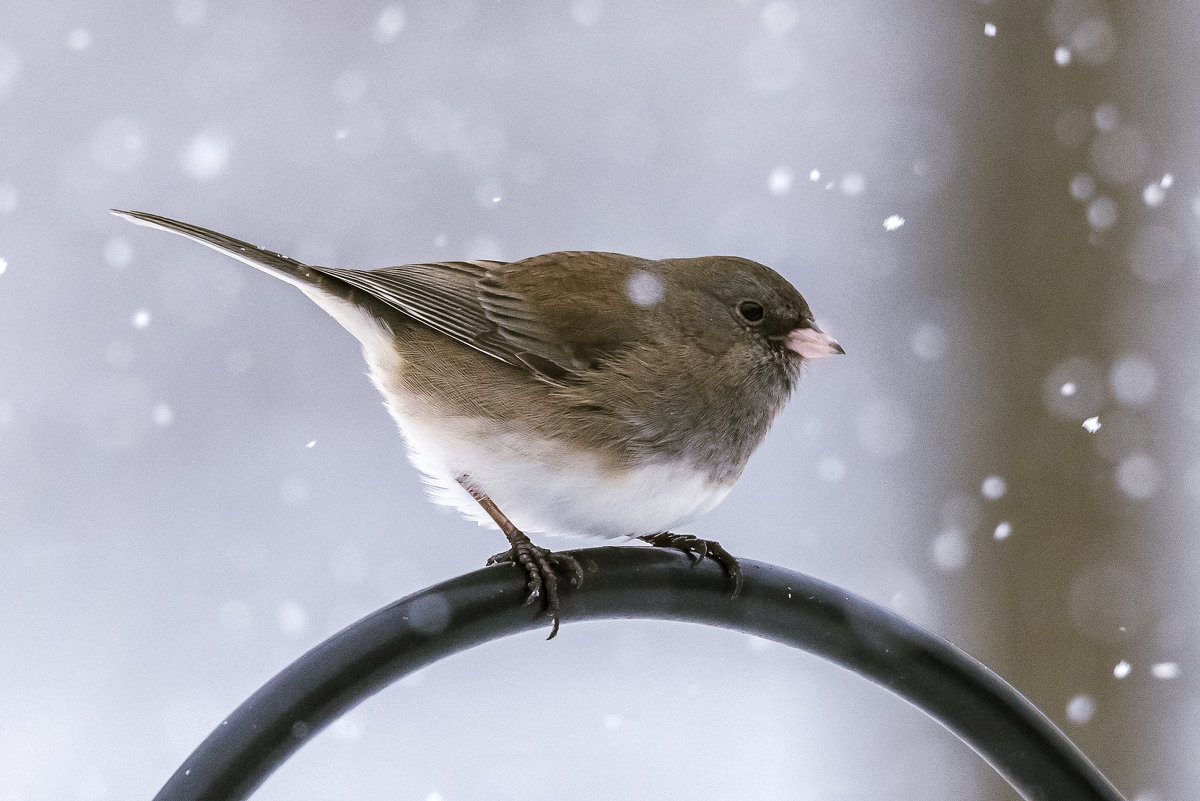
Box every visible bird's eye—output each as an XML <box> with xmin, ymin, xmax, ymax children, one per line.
<box><xmin>738</xmin><ymin>300</ymin><xmax>765</xmax><ymax>323</ymax></box>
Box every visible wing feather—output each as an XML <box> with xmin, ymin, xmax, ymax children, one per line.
<box><xmin>316</xmin><ymin>259</ymin><xmax>585</xmax><ymax>381</ymax></box>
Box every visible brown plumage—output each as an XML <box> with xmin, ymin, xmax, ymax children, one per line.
<box><xmin>114</xmin><ymin>209</ymin><xmax>842</xmax><ymax>636</ymax></box>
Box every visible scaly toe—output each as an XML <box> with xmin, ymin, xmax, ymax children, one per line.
<box><xmin>487</xmin><ymin>542</ymin><xmax>582</xmax><ymax>638</ymax></box>
<box><xmin>640</xmin><ymin>532</ymin><xmax>742</xmax><ymax>597</ymax></box>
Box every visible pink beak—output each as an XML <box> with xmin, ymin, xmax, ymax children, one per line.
<box><xmin>786</xmin><ymin>324</ymin><xmax>845</xmax><ymax>359</ymax></box>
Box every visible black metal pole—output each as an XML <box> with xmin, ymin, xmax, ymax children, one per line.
<box><xmin>152</xmin><ymin>547</ymin><xmax>1127</xmax><ymax>801</ymax></box>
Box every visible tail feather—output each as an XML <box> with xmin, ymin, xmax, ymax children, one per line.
<box><xmin>111</xmin><ymin>209</ymin><xmax>327</xmax><ymax>291</ymax></box>
<box><xmin>112</xmin><ymin>209</ymin><xmax>401</xmax><ymax>350</ymax></box>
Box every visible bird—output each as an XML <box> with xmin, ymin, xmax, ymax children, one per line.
<box><xmin>113</xmin><ymin>210</ymin><xmax>843</xmax><ymax>637</ymax></box>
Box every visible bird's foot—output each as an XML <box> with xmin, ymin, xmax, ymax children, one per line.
<box><xmin>456</xmin><ymin>475</ymin><xmax>584</xmax><ymax>639</ymax></box>
<box><xmin>639</xmin><ymin>532</ymin><xmax>743</xmax><ymax>597</ymax></box>
<box><xmin>488</xmin><ymin>539</ymin><xmax>585</xmax><ymax>639</ymax></box>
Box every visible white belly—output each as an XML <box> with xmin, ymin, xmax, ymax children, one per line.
<box><xmin>394</xmin><ymin>413</ymin><xmax>732</xmax><ymax>539</ymax></box>
<box><xmin>314</xmin><ymin>298</ymin><xmax>732</xmax><ymax>539</ymax></box>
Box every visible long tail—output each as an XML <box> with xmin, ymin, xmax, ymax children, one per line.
<box><xmin>111</xmin><ymin>210</ymin><xmax>353</xmax><ymax>299</ymax></box>
<box><xmin>112</xmin><ymin>209</ymin><xmax>397</xmax><ymax>347</ymax></box>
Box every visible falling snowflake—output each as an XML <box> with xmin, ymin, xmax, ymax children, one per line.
<box><xmin>883</xmin><ymin>214</ymin><xmax>905</xmax><ymax>231</ymax></box>
<box><xmin>180</xmin><ymin>129</ymin><xmax>232</xmax><ymax>181</ymax></box>
<box><xmin>151</xmin><ymin>403</ymin><xmax>174</xmax><ymax>427</ymax></box>
<box><xmin>981</xmin><ymin>475</ymin><xmax>1007</xmax><ymax>500</ymax></box>
<box><xmin>1150</xmin><ymin>662</ymin><xmax>1180</xmax><ymax>680</ymax></box>
<box><xmin>625</xmin><ymin>270</ymin><xmax>664</xmax><ymax>307</ymax></box>
<box><xmin>1143</xmin><ymin>174</ymin><xmax>1173</xmax><ymax>207</ymax></box>
<box><xmin>66</xmin><ymin>27</ymin><xmax>93</xmax><ymax>51</ymax></box>
<box><xmin>373</xmin><ymin>5</ymin><xmax>407</xmax><ymax>43</ymax></box>
<box><xmin>1065</xmin><ymin>694</ymin><xmax>1096</xmax><ymax>724</ymax></box>
<box><xmin>767</xmin><ymin>166</ymin><xmax>794</xmax><ymax>196</ymax></box>
<box><xmin>1082</xmin><ymin>416</ymin><xmax>1101</xmax><ymax>433</ymax></box>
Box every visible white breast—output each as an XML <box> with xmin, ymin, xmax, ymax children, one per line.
<box><xmin>391</xmin><ymin>412</ymin><xmax>732</xmax><ymax>540</ymax></box>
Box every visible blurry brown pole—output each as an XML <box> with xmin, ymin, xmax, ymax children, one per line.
<box><xmin>966</xmin><ymin>3</ymin><xmax>1184</xmax><ymax>798</ymax></box>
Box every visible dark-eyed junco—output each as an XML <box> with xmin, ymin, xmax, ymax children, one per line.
<box><xmin>114</xmin><ymin>210</ymin><xmax>842</xmax><ymax>637</ymax></box>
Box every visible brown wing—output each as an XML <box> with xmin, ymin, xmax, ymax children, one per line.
<box><xmin>316</xmin><ymin>251</ymin><xmax>652</xmax><ymax>383</ymax></box>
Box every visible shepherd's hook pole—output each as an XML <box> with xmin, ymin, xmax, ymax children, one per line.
<box><xmin>152</xmin><ymin>546</ymin><xmax>1127</xmax><ymax>801</ymax></box>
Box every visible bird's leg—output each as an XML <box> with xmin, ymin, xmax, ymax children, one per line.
<box><xmin>638</xmin><ymin>532</ymin><xmax>744</xmax><ymax>597</ymax></box>
<box><xmin>456</xmin><ymin>475</ymin><xmax>584</xmax><ymax>639</ymax></box>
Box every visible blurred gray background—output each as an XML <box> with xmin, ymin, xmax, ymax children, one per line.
<box><xmin>0</xmin><ymin>1</ymin><xmax>1194</xmax><ymax>799</ymax></box>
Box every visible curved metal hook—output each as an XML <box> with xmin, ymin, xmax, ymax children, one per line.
<box><xmin>152</xmin><ymin>547</ymin><xmax>1127</xmax><ymax>801</ymax></box>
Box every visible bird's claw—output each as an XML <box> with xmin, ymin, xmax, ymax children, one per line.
<box><xmin>488</xmin><ymin>541</ymin><xmax>584</xmax><ymax>639</ymax></box>
<box><xmin>640</xmin><ymin>532</ymin><xmax>743</xmax><ymax>597</ymax></box>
